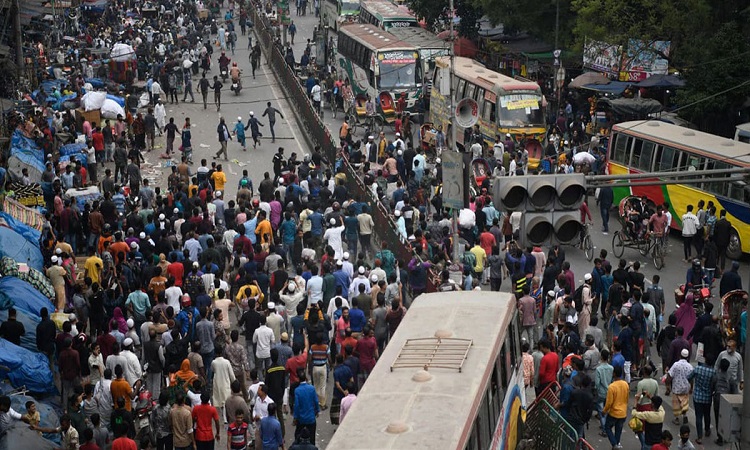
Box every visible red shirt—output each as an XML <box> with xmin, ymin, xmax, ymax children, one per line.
<box><xmin>538</xmin><ymin>351</ymin><xmax>559</xmax><ymax>385</ymax></box>
<box><xmin>479</xmin><ymin>232</ymin><xmax>496</xmax><ymax>257</ymax></box>
<box><xmin>111</xmin><ymin>437</ymin><xmax>136</xmax><ymax>450</ymax></box>
<box><xmin>192</xmin><ymin>403</ymin><xmax>219</xmax><ymax>441</ymax></box>
<box><xmin>286</xmin><ymin>354</ymin><xmax>307</xmax><ymax>384</ymax></box>
<box><xmin>651</xmin><ymin>445</ymin><xmax>668</xmax><ymax>450</ymax></box>
<box><xmin>81</xmin><ymin>443</ymin><xmax>102</xmax><ymax>450</ymax></box>
<box><xmin>167</xmin><ymin>262</ymin><xmax>185</xmax><ymax>286</ymax></box>
<box><xmin>92</xmin><ymin>131</ymin><xmax>105</xmax><ymax>151</ymax></box>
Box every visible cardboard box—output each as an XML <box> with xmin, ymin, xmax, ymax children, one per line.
<box><xmin>75</xmin><ymin>107</ymin><xmax>101</xmax><ymax>128</ymax></box>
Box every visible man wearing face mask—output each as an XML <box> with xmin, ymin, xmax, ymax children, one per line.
<box><xmin>714</xmin><ymin>339</ymin><xmax>744</xmax><ymax>391</ymax></box>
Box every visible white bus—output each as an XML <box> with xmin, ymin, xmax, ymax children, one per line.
<box><xmin>336</xmin><ymin>23</ymin><xmax>423</xmax><ymax>112</ymax></box>
<box><xmin>326</xmin><ymin>291</ymin><xmax>526</xmax><ymax>450</ymax></box>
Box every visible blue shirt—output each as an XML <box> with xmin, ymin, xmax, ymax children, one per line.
<box><xmin>688</xmin><ymin>364</ymin><xmax>716</xmax><ymax>404</ymax></box>
<box><xmin>333</xmin><ymin>270</ymin><xmax>351</xmax><ymax>299</ymax></box>
<box><xmin>293</xmin><ymin>382</ymin><xmax>319</xmax><ymax>424</ymax></box>
<box><xmin>333</xmin><ymin>364</ymin><xmax>354</xmax><ymax>400</ymax></box>
<box><xmin>244</xmin><ymin>217</ymin><xmax>258</xmax><ymax>244</ymax></box>
<box><xmin>260</xmin><ymin>415</ymin><xmax>283</xmax><ymax>450</ymax></box>
<box><xmin>309</xmin><ymin>212</ymin><xmax>324</xmax><ymax>237</ymax></box>
<box><xmin>280</xmin><ymin>219</ymin><xmax>297</xmax><ymax>245</ymax></box>
<box><xmin>344</xmin><ymin>216</ymin><xmax>359</xmax><ymax>239</ymax></box>
<box><xmin>348</xmin><ymin>308</ymin><xmax>366</xmax><ymax>333</ymax></box>
<box><xmin>611</xmin><ymin>352</ymin><xmax>625</xmax><ymax>372</ymax></box>
<box><xmin>618</xmin><ymin>327</ymin><xmax>634</xmax><ymax>361</ymax></box>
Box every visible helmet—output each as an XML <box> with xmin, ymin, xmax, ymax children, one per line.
<box><xmin>232</xmin><ymin>61</ymin><xmax>237</xmax><ymax>66</ymax></box>
<box><xmin>252</xmin><ymin>198</ymin><xmax>260</xmax><ymax>207</ymax></box>
<box><xmin>692</xmin><ymin>259</ymin><xmax>702</xmax><ymax>270</ymax></box>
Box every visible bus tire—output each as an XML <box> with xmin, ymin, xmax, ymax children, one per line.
<box><xmin>727</xmin><ymin>227</ymin><xmax>742</xmax><ymax>260</ymax></box>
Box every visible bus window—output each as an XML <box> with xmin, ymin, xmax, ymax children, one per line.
<box><xmin>686</xmin><ymin>154</ymin><xmax>705</xmax><ymax>172</ymax></box>
<box><xmin>633</xmin><ymin>141</ymin><xmax>655</xmax><ymax>171</ymax></box>
<box><xmin>656</xmin><ymin>146</ymin><xmax>679</xmax><ymax>172</ymax></box>
<box><xmin>490</xmin><ymin>364</ymin><xmax>502</xmax><ymax>431</ymax></box>
<box><xmin>704</xmin><ymin>161</ymin><xmax>731</xmax><ymax>197</ymax></box>
<box><xmin>475</xmin><ymin>88</ymin><xmax>485</xmax><ymax>103</ymax></box>
<box><xmin>465</xmin><ymin>83</ymin><xmax>476</xmax><ymax>102</ymax></box>
<box><xmin>498</xmin><ymin>343</ymin><xmax>508</xmax><ymax>390</ymax></box>
<box><xmin>728</xmin><ymin>181</ymin><xmax>747</xmax><ymax>202</ymax></box>
<box><xmin>457</xmin><ymin>78</ymin><xmax>467</xmax><ymax>99</ymax></box>
<box><xmin>612</xmin><ymin>133</ymin><xmax>631</xmax><ymax>164</ymax></box>
<box><xmin>479</xmin><ymin>393</ymin><xmax>492</xmax><ymax>446</ymax></box>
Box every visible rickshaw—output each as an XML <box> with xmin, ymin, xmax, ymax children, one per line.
<box><xmin>720</xmin><ymin>289</ymin><xmax>748</xmax><ymax>343</ymax></box>
<box><xmin>611</xmin><ymin>196</ymin><xmax>665</xmax><ymax>269</ymax></box>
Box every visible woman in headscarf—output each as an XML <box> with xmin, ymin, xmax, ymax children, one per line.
<box><xmin>171</xmin><ymin>358</ymin><xmax>197</xmax><ymax>390</ymax></box>
<box><xmin>157</xmin><ymin>253</ymin><xmax>169</xmax><ymax>276</ymax></box>
<box><xmin>675</xmin><ymin>294</ymin><xmax>697</xmax><ymax>345</ymax></box>
<box><xmin>112</xmin><ymin>306</ymin><xmax>128</xmax><ymax>334</ymax></box>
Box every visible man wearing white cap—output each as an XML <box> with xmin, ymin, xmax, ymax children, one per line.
<box><xmin>47</xmin><ymin>256</ymin><xmax>68</xmax><ymax>310</ymax></box>
<box><xmin>121</xmin><ymin>337</ymin><xmax>143</xmax><ymax>385</ymax></box>
<box><xmin>324</xmin><ymin>216</ymin><xmax>345</xmax><ymax>260</ymax></box>
<box><xmin>668</xmin><ymin>348</ymin><xmax>693</xmax><ymax>426</ymax></box>
<box><xmin>579</xmin><ymin>273</ymin><xmax>594</xmax><ymax>336</ymax></box>
<box><xmin>341</xmin><ymin>252</ymin><xmax>354</xmax><ymax>282</ymax></box>
<box><xmin>349</xmin><ymin>266</ymin><xmax>372</xmax><ymax>298</ymax></box>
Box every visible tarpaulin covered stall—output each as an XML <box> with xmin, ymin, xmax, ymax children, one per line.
<box><xmin>0</xmin><ymin>338</ymin><xmax>55</xmax><ymax>394</ymax></box>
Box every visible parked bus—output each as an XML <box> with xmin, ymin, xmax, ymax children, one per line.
<box><xmin>326</xmin><ymin>291</ymin><xmax>526</xmax><ymax>450</ymax></box>
<box><xmin>359</xmin><ymin>0</ymin><xmax>419</xmax><ymax>30</ymax></box>
<box><xmin>336</xmin><ymin>23</ymin><xmax>422</xmax><ymax>113</ymax></box>
<box><xmin>388</xmin><ymin>26</ymin><xmax>449</xmax><ymax>80</ymax></box>
<box><xmin>321</xmin><ymin>0</ymin><xmax>360</xmax><ymax>31</ymax></box>
<box><xmin>607</xmin><ymin>120</ymin><xmax>750</xmax><ymax>258</ymax></box>
<box><xmin>430</xmin><ymin>56</ymin><xmax>547</xmax><ymax>168</ymax></box>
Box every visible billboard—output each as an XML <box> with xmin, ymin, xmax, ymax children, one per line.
<box><xmin>583</xmin><ymin>38</ymin><xmax>671</xmax><ymax>81</ymax></box>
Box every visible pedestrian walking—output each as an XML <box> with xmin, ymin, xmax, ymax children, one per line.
<box><xmin>199</xmin><ymin>74</ymin><xmax>210</xmax><ymax>110</ymax></box>
<box><xmin>183</xmin><ymin>71</ymin><xmax>195</xmax><ymax>102</ymax></box>
<box><xmin>263</xmin><ymin>102</ymin><xmax>284</xmax><ymax>143</ymax></box>
<box><xmin>210</xmin><ymin>75</ymin><xmax>223</xmax><ymax>112</ymax></box>
<box><xmin>215</xmin><ymin>117</ymin><xmax>232</xmax><ymax>160</ymax></box>
<box><xmin>233</xmin><ymin>116</ymin><xmax>247</xmax><ymax>151</ymax></box>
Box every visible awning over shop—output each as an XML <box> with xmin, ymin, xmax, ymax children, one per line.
<box><xmin>581</xmin><ymin>81</ymin><xmax>633</xmax><ymax>95</ymax></box>
<box><xmin>598</xmin><ymin>97</ymin><xmax>663</xmax><ymax>116</ymax></box>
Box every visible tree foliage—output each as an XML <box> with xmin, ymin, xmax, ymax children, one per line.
<box><xmin>404</xmin><ymin>0</ymin><xmax>483</xmax><ymax>39</ymax></box>
<box><xmin>480</xmin><ymin>0</ymin><xmax>576</xmax><ymax>49</ymax></box>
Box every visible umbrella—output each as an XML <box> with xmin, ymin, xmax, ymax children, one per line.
<box><xmin>569</xmin><ymin>72</ymin><xmax>611</xmax><ymax>88</ymax></box>
<box><xmin>636</xmin><ymin>74</ymin><xmax>686</xmax><ymax>88</ymax></box>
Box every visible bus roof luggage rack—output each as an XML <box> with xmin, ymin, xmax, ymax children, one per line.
<box><xmin>390</xmin><ymin>337</ymin><xmax>472</xmax><ymax>372</ymax></box>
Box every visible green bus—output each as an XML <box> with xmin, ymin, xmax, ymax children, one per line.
<box><xmin>359</xmin><ymin>0</ymin><xmax>419</xmax><ymax>31</ymax></box>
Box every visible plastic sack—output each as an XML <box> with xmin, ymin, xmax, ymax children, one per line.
<box><xmin>81</xmin><ymin>91</ymin><xmax>107</xmax><ymax>111</ymax></box>
<box><xmin>138</xmin><ymin>92</ymin><xmax>150</xmax><ymax>108</ymax></box>
<box><xmin>106</xmin><ymin>94</ymin><xmax>126</xmax><ymax>107</ymax></box>
<box><xmin>458</xmin><ymin>208</ymin><xmax>476</xmax><ymax>228</ymax></box>
<box><xmin>101</xmin><ymin>98</ymin><xmax>126</xmax><ymax>119</ymax></box>
<box><xmin>0</xmin><ymin>338</ymin><xmax>55</xmax><ymax>394</ymax></box>
<box><xmin>110</xmin><ymin>42</ymin><xmax>136</xmax><ymax>62</ymax></box>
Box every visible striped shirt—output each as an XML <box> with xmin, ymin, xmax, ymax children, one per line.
<box><xmin>310</xmin><ymin>344</ymin><xmax>329</xmax><ymax>367</ymax></box>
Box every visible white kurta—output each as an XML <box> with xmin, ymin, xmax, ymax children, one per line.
<box><xmin>211</xmin><ymin>356</ymin><xmax>236</xmax><ymax>408</ymax></box>
<box><xmin>154</xmin><ymin>103</ymin><xmax>167</xmax><ymax>130</ymax></box>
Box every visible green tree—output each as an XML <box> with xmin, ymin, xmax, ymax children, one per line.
<box><xmin>478</xmin><ymin>0</ymin><xmax>576</xmax><ymax>49</ymax></box>
<box><xmin>675</xmin><ymin>22</ymin><xmax>750</xmax><ymax>136</ymax></box>
<box><xmin>404</xmin><ymin>0</ymin><xmax>483</xmax><ymax>39</ymax></box>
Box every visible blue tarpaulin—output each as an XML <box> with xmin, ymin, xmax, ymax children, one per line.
<box><xmin>8</xmin><ymin>129</ymin><xmax>45</xmax><ymax>181</ymax></box>
<box><xmin>0</xmin><ymin>212</ymin><xmax>41</xmax><ymax>247</ymax></box>
<box><xmin>107</xmin><ymin>94</ymin><xmax>126</xmax><ymax>107</ymax></box>
<box><xmin>581</xmin><ymin>81</ymin><xmax>632</xmax><ymax>95</ymax></box>
<box><xmin>0</xmin><ymin>338</ymin><xmax>55</xmax><ymax>394</ymax></box>
<box><xmin>0</xmin><ymin>227</ymin><xmax>44</xmax><ymax>271</ymax></box>
<box><xmin>0</xmin><ymin>277</ymin><xmax>54</xmax><ymax>317</ymax></box>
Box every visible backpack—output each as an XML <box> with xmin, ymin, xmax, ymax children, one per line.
<box><xmin>573</xmin><ymin>285</ymin><xmax>584</xmax><ymax>312</ymax></box>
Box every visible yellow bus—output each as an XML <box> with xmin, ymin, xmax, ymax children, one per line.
<box><xmin>607</xmin><ymin>120</ymin><xmax>750</xmax><ymax>258</ymax></box>
<box><xmin>430</xmin><ymin>56</ymin><xmax>547</xmax><ymax>168</ymax></box>
<box><xmin>326</xmin><ymin>291</ymin><xmax>526</xmax><ymax>450</ymax></box>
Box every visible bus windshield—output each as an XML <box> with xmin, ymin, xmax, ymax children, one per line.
<box><xmin>377</xmin><ymin>51</ymin><xmax>419</xmax><ymax>89</ymax></box>
<box><xmin>341</xmin><ymin>1</ymin><xmax>359</xmax><ymax>12</ymax></box>
<box><xmin>498</xmin><ymin>93</ymin><xmax>544</xmax><ymax>127</ymax></box>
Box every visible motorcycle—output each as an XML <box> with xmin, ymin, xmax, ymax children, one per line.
<box><xmin>132</xmin><ymin>379</ymin><xmax>156</xmax><ymax>449</ymax></box>
<box><xmin>675</xmin><ymin>283</ymin><xmax>712</xmax><ymax>316</ymax></box>
<box><xmin>231</xmin><ymin>75</ymin><xmax>242</xmax><ymax>95</ymax></box>
<box><xmin>220</xmin><ymin>65</ymin><xmax>229</xmax><ymax>82</ymax></box>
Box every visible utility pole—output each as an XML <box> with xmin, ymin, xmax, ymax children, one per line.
<box><xmin>448</xmin><ymin>0</ymin><xmax>461</xmax><ymax>263</ymax></box>
<box><xmin>15</xmin><ymin>0</ymin><xmax>23</xmax><ymax>74</ymax></box>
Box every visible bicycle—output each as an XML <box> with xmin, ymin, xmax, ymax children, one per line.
<box><xmin>576</xmin><ymin>222</ymin><xmax>594</xmax><ymax>261</ymax></box>
<box><xmin>649</xmin><ymin>233</ymin><xmax>666</xmax><ymax>270</ymax></box>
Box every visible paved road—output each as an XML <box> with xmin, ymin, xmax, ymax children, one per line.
<box><xmin>128</xmin><ymin>6</ymin><xmax>749</xmax><ymax>448</ymax></box>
